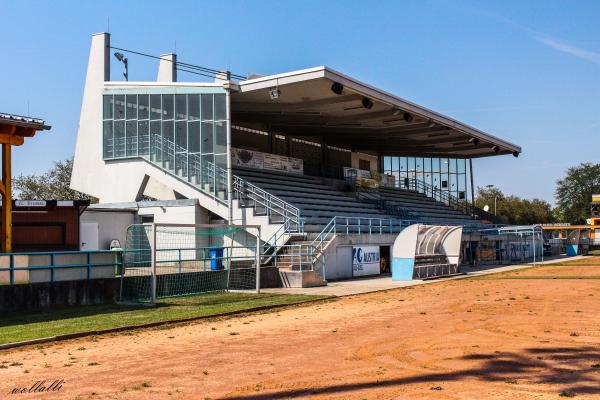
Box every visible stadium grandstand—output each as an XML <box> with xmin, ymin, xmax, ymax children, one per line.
<box><xmin>70</xmin><ymin>33</ymin><xmax>521</xmax><ymax>286</ymax></box>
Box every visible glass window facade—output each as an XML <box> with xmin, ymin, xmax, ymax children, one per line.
<box><xmin>102</xmin><ymin>91</ymin><xmax>229</xmax><ymax>201</ymax></box>
<box><xmin>383</xmin><ymin>156</ymin><xmax>471</xmax><ymax>205</ymax></box>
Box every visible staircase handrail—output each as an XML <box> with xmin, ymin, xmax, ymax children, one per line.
<box><xmin>148</xmin><ymin>134</ymin><xmax>303</xmax><ymax>247</ymax></box>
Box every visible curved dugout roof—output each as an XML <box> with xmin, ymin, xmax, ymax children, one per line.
<box><xmin>231</xmin><ymin>66</ymin><xmax>521</xmax><ymax>159</ymax></box>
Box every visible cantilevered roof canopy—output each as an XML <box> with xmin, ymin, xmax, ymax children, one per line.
<box><xmin>231</xmin><ymin>67</ymin><xmax>521</xmax><ymax>158</ymax></box>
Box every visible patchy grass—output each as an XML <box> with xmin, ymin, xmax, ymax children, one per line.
<box><xmin>0</xmin><ymin>292</ymin><xmax>330</xmax><ymax>345</ymax></box>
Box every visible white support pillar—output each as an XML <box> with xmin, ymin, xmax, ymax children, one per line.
<box><xmin>71</xmin><ymin>32</ymin><xmax>111</xmax><ymax>196</ymax></box>
<box><xmin>157</xmin><ymin>53</ymin><xmax>177</xmax><ymax>82</ymax></box>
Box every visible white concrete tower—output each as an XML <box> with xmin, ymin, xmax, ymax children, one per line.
<box><xmin>71</xmin><ymin>32</ymin><xmax>110</xmax><ymax>196</ymax></box>
<box><xmin>157</xmin><ymin>53</ymin><xmax>177</xmax><ymax>82</ymax></box>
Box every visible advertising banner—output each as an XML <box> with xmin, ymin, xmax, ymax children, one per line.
<box><xmin>343</xmin><ymin>167</ymin><xmax>371</xmax><ymax>179</ymax></box>
<box><xmin>352</xmin><ymin>245</ymin><xmax>381</xmax><ymax>277</ymax></box>
<box><xmin>232</xmin><ymin>148</ymin><xmax>303</xmax><ymax>174</ymax></box>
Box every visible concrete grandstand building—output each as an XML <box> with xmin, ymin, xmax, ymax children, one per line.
<box><xmin>71</xmin><ymin>33</ymin><xmax>521</xmax><ymax>283</ymax></box>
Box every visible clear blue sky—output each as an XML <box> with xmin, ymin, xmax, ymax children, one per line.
<box><xmin>1</xmin><ymin>0</ymin><xmax>599</xmax><ymax>204</ymax></box>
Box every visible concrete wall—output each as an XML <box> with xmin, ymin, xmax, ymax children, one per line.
<box><xmin>0</xmin><ymin>278</ymin><xmax>120</xmax><ymax>313</ymax></box>
<box><xmin>0</xmin><ymin>253</ymin><xmax>119</xmax><ymax>285</ymax></box>
<box><xmin>351</xmin><ymin>152</ymin><xmax>379</xmax><ymax>172</ymax></box>
<box><xmin>322</xmin><ymin>234</ymin><xmax>396</xmax><ymax>280</ymax></box>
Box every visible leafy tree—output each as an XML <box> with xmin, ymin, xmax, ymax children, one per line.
<box><xmin>475</xmin><ymin>186</ymin><xmax>553</xmax><ymax>225</ymax></box>
<box><xmin>555</xmin><ymin>163</ymin><xmax>600</xmax><ymax>224</ymax></box>
<box><xmin>13</xmin><ymin>158</ymin><xmax>97</xmax><ymax>202</ymax></box>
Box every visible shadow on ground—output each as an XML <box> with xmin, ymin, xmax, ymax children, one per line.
<box><xmin>224</xmin><ymin>346</ymin><xmax>600</xmax><ymax>399</ymax></box>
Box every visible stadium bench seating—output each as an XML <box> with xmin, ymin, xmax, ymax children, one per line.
<box><xmin>233</xmin><ymin>167</ymin><xmax>481</xmax><ymax>234</ymax></box>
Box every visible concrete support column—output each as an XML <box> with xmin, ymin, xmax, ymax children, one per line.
<box><xmin>157</xmin><ymin>53</ymin><xmax>177</xmax><ymax>82</ymax></box>
<box><xmin>71</xmin><ymin>32</ymin><xmax>111</xmax><ymax>198</ymax></box>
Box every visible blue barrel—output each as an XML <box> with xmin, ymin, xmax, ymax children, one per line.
<box><xmin>209</xmin><ymin>247</ymin><xmax>224</xmax><ymax>270</ymax></box>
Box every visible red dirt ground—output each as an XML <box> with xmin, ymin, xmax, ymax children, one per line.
<box><xmin>1</xmin><ymin>264</ymin><xmax>600</xmax><ymax>399</ymax></box>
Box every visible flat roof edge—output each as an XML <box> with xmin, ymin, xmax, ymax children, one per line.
<box><xmin>236</xmin><ymin>66</ymin><xmax>521</xmax><ymax>154</ymax></box>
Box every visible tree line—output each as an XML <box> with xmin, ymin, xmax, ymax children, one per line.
<box><xmin>476</xmin><ymin>163</ymin><xmax>599</xmax><ymax>225</ymax></box>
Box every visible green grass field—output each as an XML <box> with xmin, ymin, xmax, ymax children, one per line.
<box><xmin>0</xmin><ymin>292</ymin><xmax>331</xmax><ymax>345</ymax></box>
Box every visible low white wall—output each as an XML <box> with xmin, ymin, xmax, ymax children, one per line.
<box><xmin>0</xmin><ymin>253</ymin><xmax>118</xmax><ymax>284</ymax></box>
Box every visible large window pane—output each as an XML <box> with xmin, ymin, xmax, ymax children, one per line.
<box><xmin>150</xmin><ymin>121</ymin><xmax>161</xmax><ymax>162</ymax></box>
<box><xmin>188</xmin><ymin>94</ymin><xmax>200</xmax><ymax>121</ymax></box>
<box><xmin>103</xmin><ymin>120</ymin><xmax>113</xmax><ymax>159</ymax></box>
<box><xmin>126</xmin><ymin>95</ymin><xmax>137</xmax><ymax>120</ymax></box>
<box><xmin>103</xmin><ymin>96</ymin><xmax>113</xmax><ymax>120</ymax></box>
<box><xmin>162</xmin><ymin>121</ymin><xmax>174</xmax><ymax>169</ymax></box>
<box><xmin>162</xmin><ymin>94</ymin><xmax>174</xmax><ymax>120</ymax></box>
<box><xmin>114</xmin><ymin>120</ymin><xmax>125</xmax><ymax>158</ymax></box>
<box><xmin>214</xmin><ymin>94</ymin><xmax>226</xmax><ymax>120</ymax></box>
<box><xmin>126</xmin><ymin>120</ymin><xmax>137</xmax><ymax>157</ymax></box>
<box><xmin>458</xmin><ymin>159</ymin><xmax>466</xmax><ymax>173</ymax></box>
<box><xmin>214</xmin><ymin>121</ymin><xmax>227</xmax><ymax>154</ymax></box>
<box><xmin>138</xmin><ymin>120</ymin><xmax>149</xmax><ymax>156</ymax></box>
<box><xmin>188</xmin><ymin>121</ymin><xmax>200</xmax><ymax>153</ymax></box>
<box><xmin>201</xmin><ymin>122</ymin><xmax>214</xmax><ymax>153</ymax></box>
<box><xmin>138</xmin><ymin>95</ymin><xmax>149</xmax><ymax>120</ymax></box>
<box><xmin>201</xmin><ymin>94</ymin><xmax>213</xmax><ymax>120</ymax></box>
<box><xmin>175</xmin><ymin>94</ymin><xmax>187</xmax><ymax>120</ymax></box>
<box><xmin>114</xmin><ymin>95</ymin><xmax>125</xmax><ymax>120</ymax></box>
<box><xmin>176</xmin><ymin>121</ymin><xmax>187</xmax><ymax>149</ymax></box>
<box><xmin>150</xmin><ymin>95</ymin><xmax>161</xmax><ymax>120</ymax></box>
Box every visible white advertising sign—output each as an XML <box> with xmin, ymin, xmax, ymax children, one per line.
<box><xmin>344</xmin><ymin>167</ymin><xmax>371</xmax><ymax>179</ymax></box>
<box><xmin>352</xmin><ymin>245</ymin><xmax>381</xmax><ymax>277</ymax></box>
<box><xmin>232</xmin><ymin>148</ymin><xmax>303</xmax><ymax>174</ymax></box>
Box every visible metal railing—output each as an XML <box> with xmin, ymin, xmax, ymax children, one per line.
<box><xmin>148</xmin><ymin>134</ymin><xmax>302</xmax><ymax>241</ymax></box>
<box><xmin>311</xmin><ymin>216</ymin><xmax>414</xmax><ymax>259</ymax></box>
<box><xmin>269</xmin><ymin>243</ymin><xmax>325</xmax><ymax>276</ymax></box>
<box><xmin>0</xmin><ymin>250</ymin><xmax>123</xmax><ymax>286</ymax></box>
<box><xmin>396</xmin><ymin>178</ymin><xmax>502</xmax><ymax>223</ymax></box>
<box><xmin>233</xmin><ymin>176</ymin><xmax>301</xmax><ymax>230</ymax></box>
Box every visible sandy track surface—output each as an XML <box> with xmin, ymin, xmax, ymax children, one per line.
<box><xmin>1</xmin><ymin>265</ymin><xmax>600</xmax><ymax>399</ymax></box>
<box><xmin>500</xmin><ymin>265</ymin><xmax>600</xmax><ymax>277</ymax></box>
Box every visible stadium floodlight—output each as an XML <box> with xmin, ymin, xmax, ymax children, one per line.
<box><xmin>512</xmin><ymin>151</ymin><xmax>519</xmax><ymax>158</ymax></box>
<box><xmin>113</xmin><ymin>52</ymin><xmax>129</xmax><ymax>81</ymax></box>
<box><xmin>403</xmin><ymin>112</ymin><xmax>413</xmax><ymax>122</ymax></box>
<box><xmin>362</xmin><ymin>97</ymin><xmax>374</xmax><ymax>109</ymax></box>
<box><xmin>268</xmin><ymin>87</ymin><xmax>281</xmax><ymax>100</ymax></box>
<box><xmin>331</xmin><ymin>82</ymin><xmax>344</xmax><ymax>95</ymax></box>
<box><xmin>492</xmin><ymin>145</ymin><xmax>500</xmax><ymax>153</ymax></box>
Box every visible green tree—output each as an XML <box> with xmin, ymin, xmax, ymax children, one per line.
<box><xmin>555</xmin><ymin>162</ymin><xmax>600</xmax><ymax>224</ymax></box>
<box><xmin>475</xmin><ymin>186</ymin><xmax>553</xmax><ymax>225</ymax></box>
<box><xmin>13</xmin><ymin>158</ymin><xmax>97</xmax><ymax>202</ymax></box>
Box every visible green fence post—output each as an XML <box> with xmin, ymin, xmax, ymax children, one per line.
<box><xmin>50</xmin><ymin>253</ymin><xmax>55</xmax><ymax>283</ymax></box>
<box><xmin>86</xmin><ymin>252</ymin><xmax>91</xmax><ymax>280</ymax></box>
<box><xmin>9</xmin><ymin>254</ymin><xmax>14</xmax><ymax>286</ymax></box>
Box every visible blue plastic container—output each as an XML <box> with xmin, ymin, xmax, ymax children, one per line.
<box><xmin>209</xmin><ymin>247</ymin><xmax>224</xmax><ymax>270</ymax></box>
<box><xmin>566</xmin><ymin>244</ymin><xmax>578</xmax><ymax>257</ymax></box>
